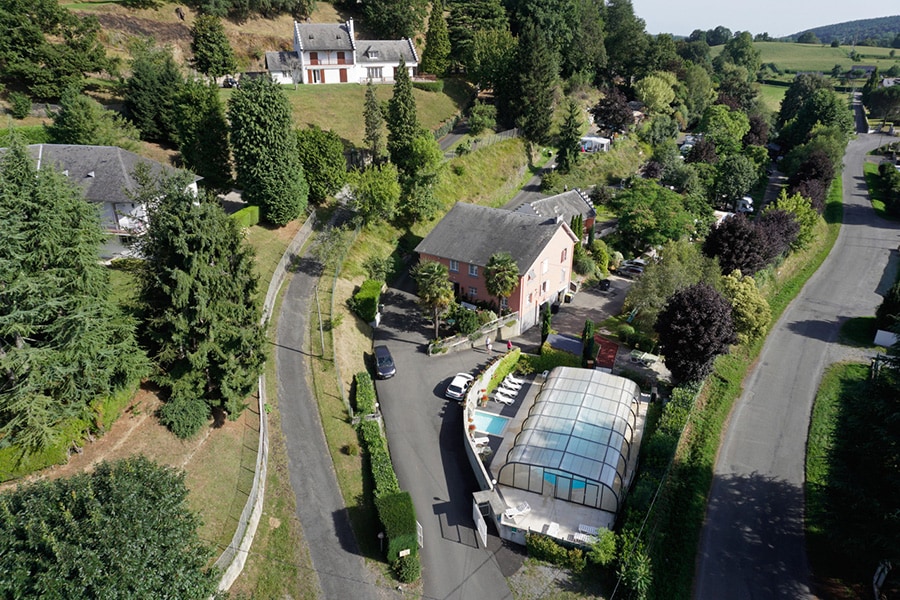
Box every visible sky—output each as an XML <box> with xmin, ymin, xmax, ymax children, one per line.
<box><xmin>630</xmin><ymin>0</ymin><xmax>899</xmax><ymax>38</ymax></box>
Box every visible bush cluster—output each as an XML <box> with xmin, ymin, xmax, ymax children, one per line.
<box><xmin>525</xmin><ymin>534</ymin><xmax>586</xmax><ymax>573</ymax></box>
<box><xmin>353</xmin><ymin>371</ymin><xmax>376</xmax><ymax>415</ymax></box>
<box><xmin>350</xmin><ymin>279</ymin><xmax>383</xmax><ymax>322</ymax></box>
<box><xmin>230</xmin><ymin>205</ymin><xmax>260</xmax><ymax>228</ymax></box>
<box><xmin>376</xmin><ymin>491</ymin><xmax>419</xmax><ymax>565</ymax></box>
<box><xmin>877</xmin><ymin>161</ymin><xmax>900</xmax><ymax>216</ymax></box>
<box><xmin>412</xmin><ymin>80</ymin><xmax>444</xmax><ymax>93</ymax></box>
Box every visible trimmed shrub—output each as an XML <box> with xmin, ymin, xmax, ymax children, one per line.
<box><xmin>352</xmin><ymin>279</ymin><xmax>383</xmax><ymax>322</ymax></box>
<box><xmin>230</xmin><ymin>205</ymin><xmax>260</xmax><ymax>228</ymax></box>
<box><xmin>376</xmin><ymin>491</ymin><xmax>418</xmax><ymax>563</ymax></box>
<box><xmin>541</xmin><ymin>170</ymin><xmax>560</xmax><ymax>192</ymax></box>
<box><xmin>452</xmin><ymin>306</ymin><xmax>479</xmax><ymax>335</ymax></box>
<box><xmin>354</xmin><ymin>371</ymin><xmax>377</xmax><ymax>415</ymax></box>
<box><xmin>413</xmin><ymin>79</ymin><xmax>444</xmax><ymax>93</ymax></box>
<box><xmin>358</xmin><ymin>420</ymin><xmax>400</xmax><ymax>497</ymax></box>
<box><xmin>468</xmin><ymin>101</ymin><xmax>497</xmax><ymax>135</ymax></box>
<box><xmin>158</xmin><ymin>394</ymin><xmax>210</xmax><ymax>439</ymax></box>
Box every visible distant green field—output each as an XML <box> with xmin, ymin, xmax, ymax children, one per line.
<box><xmin>711</xmin><ymin>41</ymin><xmax>900</xmax><ymax>73</ymax></box>
<box><xmin>221</xmin><ymin>79</ymin><xmax>471</xmax><ymax>146</ymax></box>
<box><xmin>757</xmin><ymin>83</ymin><xmax>787</xmax><ymax>112</ymax></box>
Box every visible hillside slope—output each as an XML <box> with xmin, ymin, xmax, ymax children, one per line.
<box><xmin>791</xmin><ymin>15</ymin><xmax>900</xmax><ymax>45</ymax></box>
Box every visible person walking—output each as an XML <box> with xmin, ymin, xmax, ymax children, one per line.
<box><xmin>506</xmin><ymin>340</ymin><xmax>513</xmax><ymax>352</ymax></box>
<box><xmin>486</xmin><ymin>338</ymin><xmax>492</xmax><ymax>354</ymax></box>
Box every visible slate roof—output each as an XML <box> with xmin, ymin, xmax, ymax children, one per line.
<box><xmin>266</xmin><ymin>51</ymin><xmax>300</xmax><ymax>71</ymax></box>
<box><xmin>415</xmin><ymin>203</ymin><xmax>573</xmax><ymax>274</ymax></box>
<box><xmin>356</xmin><ymin>40</ymin><xmax>418</xmax><ymax>65</ymax></box>
<box><xmin>10</xmin><ymin>144</ymin><xmax>198</xmax><ymax>204</ymax></box>
<box><xmin>515</xmin><ymin>189</ymin><xmax>595</xmax><ymax>223</ymax></box>
<box><xmin>295</xmin><ymin>22</ymin><xmax>354</xmax><ymax>52</ymax></box>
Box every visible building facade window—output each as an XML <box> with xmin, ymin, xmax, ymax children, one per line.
<box><xmin>542</xmin><ymin>259</ymin><xmax>549</xmax><ymax>274</ymax></box>
<box><xmin>500</xmin><ymin>297</ymin><xmax>508</xmax><ymax>310</ymax></box>
<box><xmin>367</xmin><ymin>67</ymin><xmax>382</xmax><ymax>80</ymax></box>
<box><xmin>542</xmin><ymin>281</ymin><xmax>548</xmax><ymax>294</ymax></box>
<box><xmin>468</xmin><ymin>287</ymin><xmax>478</xmax><ymax>298</ymax></box>
<box><xmin>468</xmin><ymin>264</ymin><xmax>478</xmax><ymax>277</ymax></box>
<box><xmin>449</xmin><ymin>259</ymin><xmax>459</xmax><ymax>272</ymax></box>
<box><xmin>561</xmin><ymin>248</ymin><xmax>568</xmax><ymax>263</ymax></box>
<box><xmin>527</xmin><ymin>292</ymin><xmax>533</xmax><ymax>305</ymax></box>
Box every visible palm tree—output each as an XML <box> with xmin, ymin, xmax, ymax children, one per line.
<box><xmin>484</xmin><ymin>252</ymin><xmax>519</xmax><ymax>313</ymax></box>
<box><xmin>411</xmin><ymin>260</ymin><xmax>455</xmax><ymax>340</ymax></box>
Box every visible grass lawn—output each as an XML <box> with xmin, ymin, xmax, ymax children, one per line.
<box><xmin>221</xmin><ymin>78</ymin><xmax>471</xmax><ymax>147</ymax></box>
<box><xmin>757</xmin><ymin>83</ymin><xmax>787</xmax><ymax>113</ymax></box>
<box><xmin>712</xmin><ymin>41</ymin><xmax>900</xmax><ymax>73</ymax></box>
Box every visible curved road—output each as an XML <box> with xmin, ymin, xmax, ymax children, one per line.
<box><xmin>694</xmin><ymin>103</ymin><xmax>900</xmax><ymax>597</ymax></box>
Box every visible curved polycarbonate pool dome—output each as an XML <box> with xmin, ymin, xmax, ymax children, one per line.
<box><xmin>497</xmin><ymin>367</ymin><xmax>639</xmax><ymax>513</ymax></box>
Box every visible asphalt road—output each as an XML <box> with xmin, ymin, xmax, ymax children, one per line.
<box><xmin>276</xmin><ymin>253</ymin><xmax>385</xmax><ymax>599</ymax></box>
<box><xmin>374</xmin><ymin>280</ymin><xmax>515</xmax><ymax>600</ymax></box>
<box><xmin>693</xmin><ymin>104</ymin><xmax>900</xmax><ymax>598</ymax></box>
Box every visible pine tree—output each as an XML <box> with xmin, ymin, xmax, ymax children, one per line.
<box><xmin>135</xmin><ymin>174</ymin><xmax>266</xmax><ymax>439</ymax></box>
<box><xmin>47</xmin><ymin>87</ymin><xmax>140</xmax><ymax>150</ymax></box>
<box><xmin>420</xmin><ymin>0</ymin><xmax>451</xmax><ymax>76</ymax></box>
<box><xmin>556</xmin><ymin>98</ymin><xmax>584</xmax><ymax>173</ymax></box>
<box><xmin>228</xmin><ymin>77</ymin><xmax>308</xmax><ymax>225</ymax></box>
<box><xmin>514</xmin><ymin>21</ymin><xmax>557</xmax><ymax>145</ymax></box>
<box><xmin>447</xmin><ymin>0</ymin><xmax>508</xmax><ymax>64</ymax></box>
<box><xmin>364</xmin><ymin>80</ymin><xmax>386</xmax><ymax>160</ymax></box>
<box><xmin>0</xmin><ymin>138</ymin><xmax>147</xmax><ymax>450</ymax></box>
<box><xmin>296</xmin><ymin>126</ymin><xmax>347</xmax><ymax>204</ymax></box>
<box><xmin>386</xmin><ymin>59</ymin><xmax>420</xmax><ymax>174</ymax></box>
<box><xmin>125</xmin><ymin>43</ymin><xmax>185</xmax><ymax>143</ymax></box>
<box><xmin>173</xmin><ymin>80</ymin><xmax>232</xmax><ymax>192</ymax></box>
<box><xmin>190</xmin><ymin>14</ymin><xmax>237</xmax><ymax>79</ymax></box>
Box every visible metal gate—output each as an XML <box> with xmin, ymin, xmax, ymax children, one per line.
<box><xmin>417</xmin><ymin>521</ymin><xmax>424</xmax><ymax>548</ymax></box>
<box><xmin>472</xmin><ymin>499</ymin><xmax>488</xmax><ymax>548</ymax></box>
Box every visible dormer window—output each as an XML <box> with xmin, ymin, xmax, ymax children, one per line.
<box><xmin>367</xmin><ymin>49</ymin><xmax>379</xmax><ymax>58</ymax></box>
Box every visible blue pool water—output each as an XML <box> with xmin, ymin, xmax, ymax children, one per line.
<box><xmin>474</xmin><ymin>411</ymin><xmax>510</xmax><ymax>436</ymax></box>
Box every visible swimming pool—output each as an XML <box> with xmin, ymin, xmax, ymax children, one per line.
<box><xmin>474</xmin><ymin>411</ymin><xmax>510</xmax><ymax>436</ymax></box>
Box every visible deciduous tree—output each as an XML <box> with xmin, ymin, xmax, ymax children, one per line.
<box><xmin>714</xmin><ymin>154</ymin><xmax>758</xmax><ymax>201</ymax></box>
<box><xmin>228</xmin><ymin>76</ymin><xmax>308</xmax><ymax>225</ymax></box>
<box><xmin>655</xmin><ymin>282</ymin><xmax>736</xmax><ymax>384</ymax></box>
<box><xmin>364</xmin><ymin>0</ymin><xmax>428</xmax><ymax>39</ymax></box>
<box><xmin>448</xmin><ymin>0</ymin><xmax>508</xmax><ymax>64</ymax></box>
<box><xmin>296</xmin><ymin>125</ymin><xmax>347</xmax><ymax>204</ymax></box>
<box><xmin>0</xmin><ymin>456</ymin><xmax>218</xmax><ymax>598</ymax></box>
<box><xmin>764</xmin><ymin>190</ymin><xmax>817</xmax><ymax>250</ymax></box>
<box><xmin>698</xmin><ymin>104</ymin><xmax>750</xmax><ymax>157</ymax></box>
<box><xmin>348</xmin><ymin>163</ymin><xmax>401</xmax><ymax>225</ymax></box>
<box><xmin>612</xmin><ymin>179</ymin><xmax>695</xmax><ymax>253</ymax></box>
<box><xmin>136</xmin><ymin>174</ymin><xmax>266</xmax><ymax>438</ymax></box>
<box><xmin>702</xmin><ymin>212</ymin><xmax>768</xmax><ymax>275</ymax></box>
<box><xmin>720</xmin><ymin>270</ymin><xmax>770</xmax><ymax>344</ymax></box>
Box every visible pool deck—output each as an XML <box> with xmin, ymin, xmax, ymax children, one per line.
<box><xmin>473</xmin><ymin>372</ymin><xmax>649</xmax><ymax>544</ymax></box>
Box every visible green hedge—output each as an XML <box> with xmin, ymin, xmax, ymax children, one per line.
<box><xmin>376</xmin><ymin>491</ymin><xmax>418</xmax><ymax>563</ymax></box>
<box><xmin>432</xmin><ymin>114</ymin><xmax>460</xmax><ymax>139</ymax></box>
<box><xmin>230</xmin><ymin>205</ymin><xmax>260</xmax><ymax>228</ymax></box>
<box><xmin>354</xmin><ymin>371</ymin><xmax>377</xmax><ymax>415</ymax></box>
<box><xmin>486</xmin><ymin>348</ymin><xmax>521</xmax><ymax>393</ymax></box>
<box><xmin>413</xmin><ymin>80</ymin><xmax>444</xmax><ymax>93</ymax></box>
<box><xmin>358</xmin><ymin>420</ymin><xmax>400</xmax><ymax>498</ymax></box>
<box><xmin>353</xmin><ymin>279</ymin><xmax>382</xmax><ymax>323</ymax></box>
<box><xmin>525</xmin><ymin>533</ymin><xmax>586</xmax><ymax>573</ymax></box>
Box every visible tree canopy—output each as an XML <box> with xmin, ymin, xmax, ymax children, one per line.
<box><xmin>720</xmin><ymin>270</ymin><xmax>770</xmax><ymax>344</ymax></box>
<box><xmin>655</xmin><ymin>282</ymin><xmax>736</xmax><ymax>384</ymax></box>
<box><xmin>0</xmin><ymin>0</ymin><xmax>108</xmax><ymax>100</ymax></box>
<box><xmin>0</xmin><ymin>456</ymin><xmax>218</xmax><ymax>598</ymax></box>
<box><xmin>420</xmin><ymin>0</ymin><xmax>451</xmax><ymax>76</ymax></box>
<box><xmin>296</xmin><ymin>126</ymin><xmax>347</xmax><ymax>204</ymax></box>
<box><xmin>484</xmin><ymin>252</ymin><xmax>520</xmax><ymax>310</ymax></box>
<box><xmin>46</xmin><ymin>88</ymin><xmax>140</xmax><ymax>151</ymax></box>
<box><xmin>412</xmin><ymin>260</ymin><xmax>455</xmax><ymax>340</ymax></box>
<box><xmin>172</xmin><ymin>80</ymin><xmax>233</xmax><ymax>192</ymax></box>
<box><xmin>0</xmin><ymin>139</ymin><xmax>147</xmax><ymax>451</ymax></box>
<box><xmin>125</xmin><ymin>43</ymin><xmax>185</xmax><ymax>144</ymax></box>
<box><xmin>611</xmin><ymin>179</ymin><xmax>696</xmax><ymax>253</ymax></box>
<box><xmin>348</xmin><ymin>163</ymin><xmax>401</xmax><ymax>225</ymax></box>
<box><xmin>364</xmin><ymin>0</ymin><xmax>428</xmax><ymax>39</ymax></box>
<box><xmin>135</xmin><ymin>174</ymin><xmax>265</xmax><ymax>439</ymax></box>
<box><xmin>228</xmin><ymin>76</ymin><xmax>308</xmax><ymax>225</ymax></box>
<box><xmin>556</xmin><ymin>98</ymin><xmax>584</xmax><ymax>174</ymax></box>
<box><xmin>386</xmin><ymin>59</ymin><xmax>421</xmax><ymax>174</ymax></box>
<box><xmin>590</xmin><ymin>87</ymin><xmax>634</xmax><ymax>135</ymax></box>
<box><xmin>190</xmin><ymin>14</ymin><xmax>237</xmax><ymax>79</ymax></box>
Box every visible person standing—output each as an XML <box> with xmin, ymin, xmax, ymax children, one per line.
<box><xmin>506</xmin><ymin>340</ymin><xmax>513</xmax><ymax>352</ymax></box>
<box><xmin>486</xmin><ymin>337</ymin><xmax>492</xmax><ymax>354</ymax></box>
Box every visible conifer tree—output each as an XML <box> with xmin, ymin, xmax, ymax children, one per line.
<box><xmin>0</xmin><ymin>138</ymin><xmax>146</xmax><ymax>450</ymax></box>
<box><xmin>420</xmin><ymin>0</ymin><xmax>451</xmax><ymax>76</ymax></box>
<box><xmin>228</xmin><ymin>76</ymin><xmax>308</xmax><ymax>225</ymax></box>
<box><xmin>47</xmin><ymin>87</ymin><xmax>140</xmax><ymax>150</ymax></box>
<box><xmin>364</xmin><ymin>80</ymin><xmax>386</xmax><ymax>160</ymax></box>
<box><xmin>190</xmin><ymin>14</ymin><xmax>237</xmax><ymax>79</ymax></box>
<box><xmin>135</xmin><ymin>174</ymin><xmax>266</xmax><ymax>439</ymax></box>
<box><xmin>173</xmin><ymin>80</ymin><xmax>232</xmax><ymax>192</ymax></box>
<box><xmin>514</xmin><ymin>21</ymin><xmax>557</xmax><ymax>145</ymax></box>
<box><xmin>556</xmin><ymin>98</ymin><xmax>584</xmax><ymax>173</ymax></box>
<box><xmin>386</xmin><ymin>59</ymin><xmax>420</xmax><ymax>174</ymax></box>
<box><xmin>124</xmin><ymin>43</ymin><xmax>184</xmax><ymax>143</ymax></box>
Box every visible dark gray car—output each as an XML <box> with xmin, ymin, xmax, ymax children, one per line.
<box><xmin>374</xmin><ymin>345</ymin><xmax>396</xmax><ymax>379</ymax></box>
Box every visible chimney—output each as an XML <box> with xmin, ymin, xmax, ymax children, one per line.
<box><xmin>348</xmin><ymin>17</ymin><xmax>355</xmax><ymax>40</ymax></box>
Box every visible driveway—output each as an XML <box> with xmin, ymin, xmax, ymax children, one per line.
<box><xmin>374</xmin><ymin>279</ymin><xmax>516</xmax><ymax>600</ymax></box>
<box><xmin>693</xmin><ymin>103</ymin><xmax>900</xmax><ymax>597</ymax></box>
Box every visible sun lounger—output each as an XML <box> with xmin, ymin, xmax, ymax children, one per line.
<box><xmin>501</xmin><ymin>378</ymin><xmax>522</xmax><ymax>389</ymax></box>
<box><xmin>493</xmin><ymin>393</ymin><xmax>514</xmax><ymax>405</ymax></box>
<box><xmin>503</xmin><ymin>501</ymin><xmax>531</xmax><ymax>520</ymax></box>
<box><xmin>505</xmin><ymin>374</ymin><xmax>525</xmax><ymax>384</ymax></box>
<box><xmin>578</xmin><ymin>524</ymin><xmax>600</xmax><ymax>536</ymax></box>
<box><xmin>473</xmin><ymin>436</ymin><xmax>490</xmax><ymax>447</ymax></box>
<box><xmin>499</xmin><ymin>382</ymin><xmax>520</xmax><ymax>395</ymax></box>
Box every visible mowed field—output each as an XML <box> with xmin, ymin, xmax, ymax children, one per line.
<box><xmin>712</xmin><ymin>41</ymin><xmax>900</xmax><ymax>73</ymax></box>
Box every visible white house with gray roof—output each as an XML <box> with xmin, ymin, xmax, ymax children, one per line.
<box><xmin>265</xmin><ymin>19</ymin><xmax>418</xmax><ymax>85</ymax></box>
<box><xmin>5</xmin><ymin>144</ymin><xmax>200</xmax><ymax>259</ymax></box>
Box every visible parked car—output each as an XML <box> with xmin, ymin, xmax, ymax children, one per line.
<box><xmin>619</xmin><ymin>266</ymin><xmax>644</xmax><ymax>278</ymax></box>
<box><xmin>445</xmin><ymin>373</ymin><xmax>475</xmax><ymax>400</ymax></box>
<box><xmin>374</xmin><ymin>345</ymin><xmax>396</xmax><ymax>379</ymax></box>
